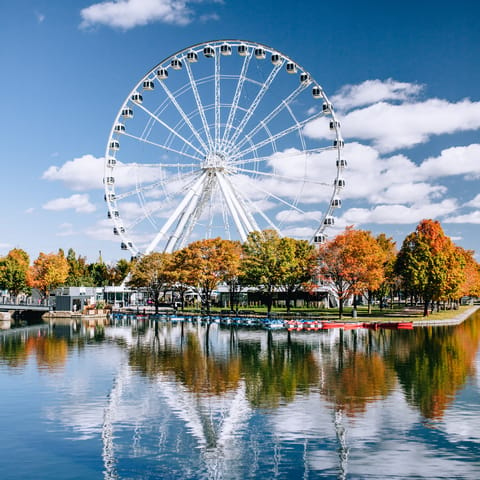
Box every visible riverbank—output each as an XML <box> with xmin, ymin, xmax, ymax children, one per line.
<box><xmin>412</xmin><ymin>304</ymin><xmax>480</xmax><ymax>326</ymax></box>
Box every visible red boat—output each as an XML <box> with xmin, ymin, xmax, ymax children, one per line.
<box><xmin>322</xmin><ymin>322</ymin><xmax>345</xmax><ymax>329</ymax></box>
<box><xmin>367</xmin><ymin>321</ymin><xmax>414</xmax><ymax>330</ymax></box>
<box><xmin>342</xmin><ymin>323</ymin><xmax>363</xmax><ymax>330</ymax></box>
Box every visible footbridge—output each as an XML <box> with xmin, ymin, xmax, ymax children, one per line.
<box><xmin>0</xmin><ymin>302</ymin><xmax>52</xmax><ymax>313</ymax></box>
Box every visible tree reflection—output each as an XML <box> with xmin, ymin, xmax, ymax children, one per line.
<box><xmin>240</xmin><ymin>334</ymin><xmax>319</xmax><ymax>408</ymax></box>
<box><xmin>392</xmin><ymin>316</ymin><xmax>480</xmax><ymax>419</ymax></box>
<box><xmin>127</xmin><ymin>326</ymin><xmax>319</xmax><ymax>408</ymax></box>
<box><xmin>0</xmin><ymin>332</ymin><xmax>68</xmax><ymax>370</ymax></box>
<box><xmin>320</xmin><ymin>344</ymin><xmax>396</xmax><ymax>416</ymax></box>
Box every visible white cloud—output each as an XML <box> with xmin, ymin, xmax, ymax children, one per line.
<box><xmin>25</xmin><ymin>208</ymin><xmax>35</xmax><ymax>214</ymax></box>
<box><xmin>43</xmin><ymin>194</ymin><xmax>97</xmax><ymax>213</ymax></box>
<box><xmin>341</xmin><ymin>98</ymin><xmax>480</xmax><ymax>153</ymax></box>
<box><xmin>331</xmin><ymin>79</ymin><xmax>423</xmax><ymax>111</ymax></box>
<box><xmin>444</xmin><ymin>211</ymin><xmax>480</xmax><ymax>224</ymax></box>
<box><xmin>42</xmin><ymin>154</ymin><xmax>104</xmax><ymax>191</ymax></box>
<box><xmin>466</xmin><ymin>194</ymin><xmax>480</xmax><ymax>208</ymax></box>
<box><xmin>42</xmin><ymin>154</ymin><xmax>166</xmax><ymax>192</ymax></box>
<box><xmin>417</xmin><ymin>144</ymin><xmax>480</xmax><ymax>179</ymax></box>
<box><xmin>341</xmin><ymin>199</ymin><xmax>458</xmax><ymax>225</ymax></box>
<box><xmin>80</xmin><ymin>0</ymin><xmax>219</xmax><ymax>30</ymax></box>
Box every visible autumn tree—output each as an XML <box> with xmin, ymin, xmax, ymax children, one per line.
<box><xmin>370</xmin><ymin>234</ymin><xmax>398</xmax><ymax>312</ymax></box>
<box><xmin>317</xmin><ymin>227</ymin><xmax>387</xmax><ymax>318</ymax></box>
<box><xmin>127</xmin><ymin>252</ymin><xmax>174</xmax><ymax>313</ymax></box>
<box><xmin>456</xmin><ymin>247</ymin><xmax>480</xmax><ymax>299</ymax></box>
<box><xmin>27</xmin><ymin>250</ymin><xmax>69</xmax><ymax>299</ymax></box>
<box><xmin>395</xmin><ymin>219</ymin><xmax>460</xmax><ymax>316</ymax></box>
<box><xmin>0</xmin><ymin>248</ymin><xmax>31</xmax><ymax>300</ymax></box>
<box><xmin>174</xmin><ymin>238</ymin><xmax>242</xmax><ymax>314</ymax></box>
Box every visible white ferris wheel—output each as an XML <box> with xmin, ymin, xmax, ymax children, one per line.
<box><xmin>104</xmin><ymin>40</ymin><xmax>345</xmax><ymax>256</ymax></box>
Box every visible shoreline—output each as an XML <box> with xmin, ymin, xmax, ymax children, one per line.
<box><xmin>412</xmin><ymin>304</ymin><xmax>480</xmax><ymax>326</ymax></box>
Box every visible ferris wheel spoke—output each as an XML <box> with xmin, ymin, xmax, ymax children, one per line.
<box><xmin>157</xmin><ymin>80</ymin><xmax>209</xmax><ymax>152</ymax></box>
<box><xmin>114</xmin><ymin>169</ymin><xmax>198</xmax><ymax>201</ymax></box>
<box><xmin>122</xmin><ymin>132</ymin><xmax>203</xmax><ymax>162</ymax></box>
<box><xmin>135</xmin><ymin>103</ymin><xmax>205</xmax><ymax>157</ymax></box>
<box><xmin>225</xmin><ymin>62</ymin><xmax>283</xmax><ymax>148</ymax></box>
<box><xmin>231</xmin><ymin>111</ymin><xmax>333</xmax><ymax>161</ymax></box>
<box><xmin>238</xmin><ymin>175</ymin><xmax>306</xmax><ymax>214</ymax></box>
<box><xmin>231</xmin><ymin>145</ymin><xmax>337</xmax><ymax>168</ymax></box>
<box><xmin>233</xmin><ymin>82</ymin><xmax>308</xmax><ymax>154</ymax></box>
<box><xmin>221</xmin><ymin>50</ymin><xmax>253</xmax><ymax>149</ymax></box>
<box><xmin>234</xmin><ymin>167</ymin><xmax>331</xmax><ymax>186</ymax></box>
<box><xmin>184</xmin><ymin>60</ymin><xmax>214</xmax><ymax>149</ymax></box>
<box><xmin>214</xmin><ymin>51</ymin><xmax>221</xmax><ymax>147</ymax></box>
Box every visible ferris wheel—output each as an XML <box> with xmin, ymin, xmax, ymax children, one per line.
<box><xmin>104</xmin><ymin>40</ymin><xmax>345</xmax><ymax>256</ymax></box>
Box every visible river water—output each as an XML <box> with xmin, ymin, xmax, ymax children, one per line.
<box><xmin>1</xmin><ymin>311</ymin><xmax>479</xmax><ymax>479</ymax></box>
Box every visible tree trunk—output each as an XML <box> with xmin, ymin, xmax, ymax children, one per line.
<box><xmin>423</xmin><ymin>298</ymin><xmax>430</xmax><ymax>317</ymax></box>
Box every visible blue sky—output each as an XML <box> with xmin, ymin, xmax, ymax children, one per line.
<box><xmin>1</xmin><ymin>0</ymin><xmax>479</xmax><ymax>263</ymax></box>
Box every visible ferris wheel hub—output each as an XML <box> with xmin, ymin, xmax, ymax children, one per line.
<box><xmin>203</xmin><ymin>151</ymin><xmax>228</xmax><ymax>170</ymax></box>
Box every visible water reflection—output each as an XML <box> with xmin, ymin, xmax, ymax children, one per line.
<box><xmin>1</xmin><ymin>312</ymin><xmax>480</xmax><ymax>479</ymax></box>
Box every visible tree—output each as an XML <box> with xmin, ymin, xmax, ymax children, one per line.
<box><xmin>27</xmin><ymin>250</ymin><xmax>69</xmax><ymax>299</ymax></box>
<box><xmin>241</xmin><ymin>230</ymin><xmax>284</xmax><ymax>313</ymax></box>
<box><xmin>371</xmin><ymin>234</ymin><xmax>398</xmax><ymax>312</ymax></box>
<box><xmin>174</xmin><ymin>238</ymin><xmax>242</xmax><ymax>314</ymax></box>
<box><xmin>108</xmin><ymin>258</ymin><xmax>131</xmax><ymax>286</ymax></box>
<box><xmin>127</xmin><ymin>252</ymin><xmax>174</xmax><ymax>313</ymax></box>
<box><xmin>317</xmin><ymin>227</ymin><xmax>386</xmax><ymax>318</ymax></box>
<box><xmin>395</xmin><ymin>219</ymin><xmax>459</xmax><ymax>316</ymax></box>
<box><xmin>0</xmin><ymin>248</ymin><xmax>31</xmax><ymax>300</ymax></box>
<box><xmin>275</xmin><ymin>237</ymin><xmax>317</xmax><ymax>313</ymax></box>
<box><xmin>65</xmin><ymin>248</ymin><xmax>92</xmax><ymax>286</ymax></box>
<box><xmin>456</xmin><ymin>247</ymin><xmax>480</xmax><ymax>299</ymax></box>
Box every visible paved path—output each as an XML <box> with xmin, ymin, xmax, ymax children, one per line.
<box><xmin>414</xmin><ymin>305</ymin><xmax>480</xmax><ymax>326</ymax></box>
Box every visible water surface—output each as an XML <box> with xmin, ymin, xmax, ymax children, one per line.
<box><xmin>1</xmin><ymin>312</ymin><xmax>480</xmax><ymax>479</ymax></box>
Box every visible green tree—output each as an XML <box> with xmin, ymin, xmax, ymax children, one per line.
<box><xmin>108</xmin><ymin>258</ymin><xmax>131</xmax><ymax>286</ymax></box>
<box><xmin>275</xmin><ymin>237</ymin><xmax>317</xmax><ymax>313</ymax></box>
<box><xmin>0</xmin><ymin>248</ymin><xmax>31</xmax><ymax>300</ymax></box>
<box><xmin>66</xmin><ymin>248</ymin><xmax>92</xmax><ymax>286</ymax></box>
<box><xmin>241</xmin><ymin>230</ymin><xmax>284</xmax><ymax>313</ymax></box>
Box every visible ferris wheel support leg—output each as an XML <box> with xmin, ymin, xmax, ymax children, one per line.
<box><xmin>216</xmin><ymin>173</ymin><xmax>258</xmax><ymax>241</ymax></box>
<box><xmin>164</xmin><ymin>176</ymin><xmax>208</xmax><ymax>253</ymax></box>
<box><xmin>145</xmin><ymin>172</ymin><xmax>207</xmax><ymax>254</ymax></box>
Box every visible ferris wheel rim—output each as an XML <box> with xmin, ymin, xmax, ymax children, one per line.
<box><xmin>104</xmin><ymin>39</ymin><xmax>345</xmax><ymax>256</ymax></box>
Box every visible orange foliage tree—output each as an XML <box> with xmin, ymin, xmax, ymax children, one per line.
<box><xmin>27</xmin><ymin>250</ymin><xmax>69</xmax><ymax>299</ymax></box>
<box><xmin>457</xmin><ymin>247</ymin><xmax>480</xmax><ymax>298</ymax></box>
<box><xmin>174</xmin><ymin>238</ymin><xmax>242</xmax><ymax>313</ymax></box>
<box><xmin>395</xmin><ymin>219</ymin><xmax>461</xmax><ymax>315</ymax></box>
<box><xmin>317</xmin><ymin>227</ymin><xmax>387</xmax><ymax>318</ymax></box>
